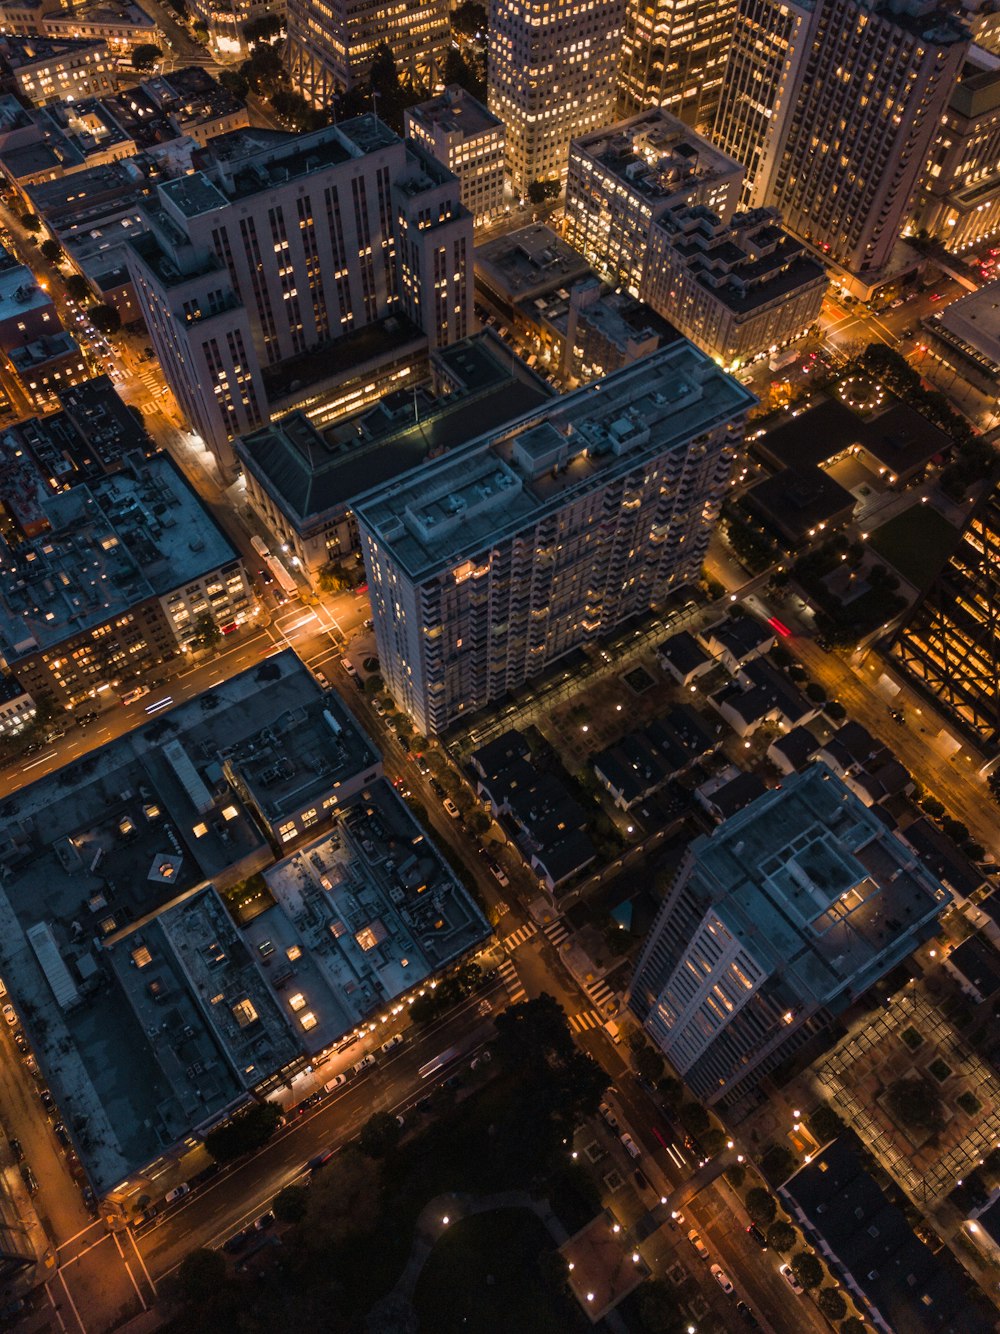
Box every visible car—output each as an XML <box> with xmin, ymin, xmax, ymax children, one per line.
<box><xmin>667</xmin><ymin>1210</ymin><xmax>685</xmax><ymax>1230</ymax></box>
<box><xmin>599</xmin><ymin>1102</ymin><xmax>619</xmax><ymax>1129</ymax></box>
<box><xmin>430</xmin><ymin>778</ymin><xmax>446</xmax><ymax>799</ymax></box>
<box><xmin>746</xmin><ymin>1224</ymin><xmax>767</xmax><ymax>1248</ymax></box>
<box><xmin>164</xmin><ymin>1184</ymin><xmax>190</xmax><ymax>1204</ymax></box>
<box><xmin>380</xmin><ymin>1034</ymin><xmax>404</xmax><ymax>1054</ymax></box>
<box><xmin>488</xmin><ymin>862</ymin><xmax>509</xmax><ymax>887</ymax></box>
<box><xmin>470</xmin><ymin>1050</ymin><xmax>492</xmax><ymax>1071</ymax></box>
<box><xmin>8</xmin><ymin>1138</ymin><xmax>22</xmax><ymax>1164</ymax></box>
<box><xmin>711</xmin><ymin>1264</ymin><xmax>734</xmax><ymax>1294</ymax></box>
<box><xmin>340</xmin><ymin>657</ymin><xmax>358</xmax><ymax>678</ymax></box>
<box><xmin>779</xmin><ymin>1263</ymin><xmax>804</xmax><ymax>1294</ymax></box>
<box><xmin>363</xmin><ymin>619</ymin><xmax>374</xmax><ymax>631</ymax></box>
<box><xmin>414</xmin><ymin>1096</ymin><xmax>434</xmax><ymax>1115</ymax></box>
<box><xmin>19</xmin><ymin>1164</ymin><xmax>38</xmax><ymax>1195</ymax></box>
<box><xmin>12</xmin><ymin>1030</ymin><xmax>28</xmax><ymax>1055</ymax></box>
<box><xmin>619</xmin><ymin>1132</ymin><xmax>641</xmax><ymax>1159</ymax></box>
<box><xmin>929</xmin><ymin>292</ymin><xmax>942</xmax><ymax>301</ymax></box>
<box><xmin>314</xmin><ymin>669</ymin><xmax>329</xmax><ymax>688</ymax></box>
<box><xmin>2</xmin><ymin>1004</ymin><xmax>16</xmax><ymax>1026</ymax></box>
<box><xmin>307</xmin><ymin>1148</ymin><xmax>336</xmax><ymax>1171</ymax></box>
<box><xmin>736</xmin><ymin>1300</ymin><xmax>759</xmax><ymax>1326</ymax></box>
<box><xmin>222</xmin><ymin>1228</ymin><xmax>252</xmax><ymax>1254</ymax></box>
<box><xmin>39</xmin><ymin>1089</ymin><xmax>54</xmax><ymax>1113</ymax></box>
<box><xmin>442</xmin><ymin>797</ymin><xmax>460</xmax><ymax>819</ymax></box>
<box><xmin>687</xmin><ymin>1229</ymin><xmax>710</xmax><ymax>1259</ymax></box>
<box><xmin>888</xmin><ymin>707</ymin><xmax>905</xmax><ymax>724</ymax></box>
<box><xmin>323</xmin><ymin>1073</ymin><xmax>348</xmax><ymax>1092</ymax></box>
<box><xmin>53</xmin><ymin>1122</ymin><xmax>71</xmax><ymax>1148</ymax></box>
<box><xmin>81</xmin><ymin>1185</ymin><xmax>97</xmax><ymax>1214</ymax></box>
<box><xmin>254</xmin><ymin>1211</ymin><xmax>275</xmax><ymax>1230</ymax></box>
<box><xmin>415</xmin><ymin>754</ymin><xmax>430</xmax><ymax>775</ymax></box>
<box><xmin>353</xmin><ymin>1054</ymin><xmax>376</xmax><ymax>1075</ymax></box>
<box><xmin>372</xmin><ymin>698</ymin><xmax>387</xmax><ymax>717</ymax></box>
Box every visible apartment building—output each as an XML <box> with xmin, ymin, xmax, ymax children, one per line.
<box><xmin>0</xmin><ymin>34</ymin><xmax>115</xmax><ymax>104</ymax></box>
<box><xmin>712</xmin><ymin>0</ymin><xmax>817</xmax><ymax>210</ymax></box>
<box><xmin>565</xmin><ymin>108</ymin><xmax>744</xmax><ymax>295</ymax></box>
<box><xmin>767</xmin><ymin>0</ymin><xmax>968</xmax><ymax>288</ymax></box>
<box><xmin>126</xmin><ymin>118</ymin><xmax>472</xmax><ymax>473</ymax></box>
<box><xmin>641</xmin><ymin>205</ymin><xmax>827</xmax><ymax>367</ymax></box>
<box><xmin>287</xmin><ymin>0</ymin><xmax>448</xmax><ymax>102</ymax></box>
<box><xmin>628</xmin><ymin>765</ymin><xmax>950</xmax><ymax>1107</ymax></box>
<box><xmin>354</xmin><ymin>341</ymin><xmax>754</xmax><ymax>736</ymax></box>
<box><xmin>405</xmin><ymin>85</ymin><xmax>505</xmax><ymax>227</ymax></box>
<box><xmin>617</xmin><ymin>0</ymin><xmax>738</xmax><ymax>130</ymax></box>
<box><xmin>488</xmin><ymin>0</ymin><xmax>624</xmax><ymax>197</ymax></box>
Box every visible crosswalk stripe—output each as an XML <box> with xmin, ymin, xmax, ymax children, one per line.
<box><xmin>542</xmin><ymin>919</ymin><xmax>569</xmax><ymax>947</ymax></box>
<box><xmin>586</xmin><ymin>979</ymin><xmax>617</xmax><ymax>1009</ymax></box>
<box><xmin>501</xmin><ymin>923</ymin><xmax>537</xmax><ymax>951</ymax></box>
<box><xmin>567</xmin><ymin>1010</ymin><xmax>602</xmax><ymax>1033</ymax></box>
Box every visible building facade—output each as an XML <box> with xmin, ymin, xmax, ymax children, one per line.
<box><xmin>354</xmin><ymin>341</ymin><xmax>754</xmax><ymax>736</ymax></box>
<box><xmin>126</xmin><ymin>119</ymin><xmax>472</xmax><ymax>473</ymax></box>
<box><xmin>616</xmin><ymin>0</ymin><xmax>738</xmax><ymax>130</ymax></box>
<box><xmin>287</xmin><ymin>0</ymin><xmax>448</xmax><ymax>102</ymax></box>
<box><xmin>405</xmin><ymin>85</ymin><xmax>505</xmax><ymax>227</ymax></box>
<box><xmin>487</xmin><ymin>0</ymin><xmax>624</xmax><ymax>197</ymax></box>
<box><xmin>0</xmin><ymin>34</ymin><xmax>115</xmax><ymax>104</ymax></box>
<box><xmin>767</xmin><ymin>0</ymin><xmax>968</xmax><ymax>283</ymax></box>
<box><xmin>712</xmin><ymin>0</ymin><xmax>817</xmax><ymax>210</ymax></box>
<box><xmin>641</xmin><ymin>205</ymin><xmax>827</xmax><ymax>367</ymax></box>
<box><xmin>628</xmin><ymin>765</ymin><xmax>950</xmax><ymax>1107</ymax></box>
<box><xmin>565</xmin><ymin>108</ymin><xmax>744</xmax><ymax>296</ymax></box>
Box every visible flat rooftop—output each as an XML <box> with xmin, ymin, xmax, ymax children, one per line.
<box><xmin>475</xmin><ymin>224</ymin><xmax>592</xmax><ymax>302</ymax></box>
<box><xmin>355</xmin><ymin>340</ymin><xmax>756</xmax><ymax>581</ymax></box>
<box><xmin>0</xmin><ymin>263</ymin><xmax>51</xmax><ymax>324</ymax></box>
<box><xmin>688</xmin><ymin>764</ymin><xmax>950</xmax><ymax>1006</ymax></box>
<box><xmin>571</xmin><ymin>107</ymin><xmax>742</xmax><ymax>202</ymax></box>
<box><xmin>0</xmin><ymin>453</ymin><xmax>238</xmax><ymax>660</ymax></box>
<box><xmin>926</xmin><ymin>281</ymin><xmax>1000</xmax><ymax>372</ymax></box>
<box><xmin>245</xmin><ymin>780</ymin><xmax>490</xmax><ymax>1052</ymax></box>
<box><xmin>406</xmin><ymin>85</ymin><xmax>501</xmax><ymax>140</ymax></box>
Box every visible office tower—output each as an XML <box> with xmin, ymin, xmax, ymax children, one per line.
<box><xmin>565</xmin><ymin>108</ymin><xmax>744</xmax><ymax>296</ymax></box>
<box><xmin>286</xmin><ymin>0</ymin><xmax>449</xmax><ymax>103</ymax></box>
<box><xmin>641</xmin><ymin>205</ymin><xmax>827</xmax><ymax>367</ymax></box>
<box><xmin>629</xmin><ymin>765</ymin><xmax>950</xmax><ymax>1107</ymax></box>
<box><xmin>126</xmin><ymin>119</ymin><xmax>472</xmax><ymax>473</ymax></box>
<box><xmin>712</xmin><ymin>0</ymin><xmax>817</xmax><ymax>210</ymax></box>
<box><xmin>891</xmin><ymin>485</ymin><xmax>1000</xmax><ymax>749</ymax></box>
<box><xmin>354</xmin><ymin>341</ymin><xmax>754</xmax><ymax>736</ymax></box>
<box><xmin>767</xmin><ymin>0</ymin><xmax>967</xmax><ymax>285</ymax></box>
<box><xmin>405</xmin><ymin>86</ymin><xmax>506</xmax><ymax>227</ymax></box>
<box><xmin>487</xmin><ymin>0</ymin><xmax>625</xmax><ymax>198</ymax></box>
<box><xmin>616</xmin><ymin>0</ymin><xmax>738</xmax><ymax>130</ymax></box>
<box><xmin>914</xmin><ymin>50</ymin><xmax>1000</xmax><ymax>253</ymax></box>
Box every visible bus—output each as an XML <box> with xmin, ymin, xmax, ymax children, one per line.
<box><xmin>250</xmin><ymin>535</ymin><xmax>297</xmax><ymax>597</ymax></box>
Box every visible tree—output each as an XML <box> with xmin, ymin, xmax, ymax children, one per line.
<box><xmin>887</xmin><ymin>1076</ymin><xmax>943</xmax><ymax>1132</ymax></box>
<box><xmin>204</xmin><ymin>1101</ymin><xmax>282</xmax><ymax>1164</ymax></box>
<box><xmin>941</xmin><ymin>817</ymin><xmax>969</xmax><ymax>844</ymax></box>
<box><xmin>273</xmin><ymin>1183</ymin><xmax>308</xmax><ymax>1223</ymax></box>
<box><xmin>657</xmin><ymin>1076</ymin><xmax>683</xmax><ymax>1107</ymax></box>
<box><xmin>362</xmin><ymin>674</ymin><xmax>384</xmax><ymax>695</ymax></box>
<box><xmin>767</xmin><ymin>1220</ymin><xmax>797</xmax><ymax>1252</ymax></box>
<box><xmin>409</xmin><ymin>992</ymin><xmax>439</xmax><ymax>1025</ymax></box>
<box><xmin>218</xmin><ymin>68</ymin><xmax>249</xmax><ymax>100</ymax></box>
<box><xmin>633</xmin><ymin>1046</ymin><xmax>664</xmax><ymax>1085</ymax></box>
<box><xmin>678</xmin><ymin>1102</ymin><xmax>710</xmax><ymax>1136</ymax></box>
<box><xmin>359</xmin><ymin>1109</ymin><xmax>401</xmax><ymax>1159</ymax></box>
<box><xmin>243</xmin><ymin>12</ymin><xmax>283</xmax><ymax>43</ymax></box>
<box><xmin>19</xmin><ymin>212</ymin><xmax>39</xmax><ymax>232</ymax></box>
<box><xmin>467</xmin><ymin>809</ymin><xmax>492</xmax><ymax>837</ymax></box>
<box><xmin>808</xmin><ymin>1103</ymin><xmax>843</xmax><ymax>1145</ymax></box>
<box><xmin>526</xmin><ymin>179</ymin><xmax>560</xmax><ymax>204</ymax></box>
<box><xmin>301</xmin><ymin>1147</ymin><xmax>379</xmax><ymax>1249</ymax></box>
<box><xmin>241</xmin><ymin>43</ymin><xmax>284</xmax><ymax>97</ymax></box>
<box><xmin>89</xmin><ymin>303</ymin><xmax>121</xmax><ymax>335</ymax></box>
<box><xmin>192</xmin><ymin>18</ymin><xmax>209</xmax><ymax>42</ymax></box>
<box><xmin>791</xmin><ymin>1250</ymin><xmax>824</xmax><ymax>1290</ymax></box>
<box><xmin>745</xmin><ymin>1187</ymin><xmax>777</xmax><ymax>1227</ymax></box>
<box><xmin>841</xmin><ymin>1320</ymin><xmax>867</xmax><ymax>1334</ymax></box>
<box><xmin>174</xmin><ymin>1247</ymin><xmax>227</xmax><ymax>1303</ymax></box>
<box><xmin>451</xmin><ymin>1</ymin><xmax>487</xmax><ymax>38</ymax></box>
<box><xmin>64</xmin><ymin>274</ymin><xmax>91</xmax><ymax>303</ymax></box>
<box><xmin>921</xmin><ymin>794</ymin><xmax>946</xmax><ymax>819</ymax></box>
<box><xmin>40</xmin><ymin>239</ymin><xmax>61</xmax><ymax>263</ymax></box>
<box><xmin>818</xmin><ymin>1288</ymin><xmax>848</xmax><ymax>1321</ymax></box>
<box><xmin>825</xmin><ymin>701</ymin><xmax>847</xmax><ymax>723</ymax></box>
<box><xmin>637</xmin><ymin>1278</ymin><xmax>683</xmax><ymax>1334</ymax></box>
<box><xmin>317</xmin><ymin>563</ymin><xmax>349</xmax><ymax>593</ymax></box>
<box><xmin>805</xmin><ymin>682</ymin><xmax>826</xmax><ymax>704</ymax></box>
<box><xmin>132</xmin><ymin>43</ymin><xmax>162</xmax><ymax>70</ymax></box>
<box><xmin>190</xmin><ymin>612</ymin><xmax>221</xmax><ymax>652</ymax></box>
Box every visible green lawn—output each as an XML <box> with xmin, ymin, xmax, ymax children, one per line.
<box><xmin>868</xmin><ymin>505</ymin><xmax>960</xmax><ymax>589</ymax></box>
<box><xmin>413</xmin><ymin>1208</ymin><xmax>590</xmax><ymax>1334</ymax></box>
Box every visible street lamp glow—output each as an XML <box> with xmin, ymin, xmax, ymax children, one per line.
<box><xmin>442</xmin><ymin>1215</ymin><xmax>450</xmax><ymax>1225</ymax></box>
<box><xmin>727</xmin><ymin>1140</ymin><xmax>734</xmax><ymax>1149</ymax></box>
<box><xmin>586</xmin><ymin>1292</ymin><xmax>594</xmax><ymax>1302</ymax></box>
<box><xmin>612</xmin><ymin>1223</ymin><xmax>620</xmax><ymax>1233</ymax></box>
<box><xmin>632</xmin><ymin>1252</ymin><xmax>640</xmax><ymax>1263</ymax></box>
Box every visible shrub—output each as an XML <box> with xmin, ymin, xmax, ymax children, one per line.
<box><xmin>791</xmin><ymin>1250</ymin><xmax>824</xmax><ymax>1290</ymax></box>
<box><xmin>767</xmin><ymin>1220</ymin><xmax>797</xmax><ymax>1251</ymax></box>
<box><xmin>745</xmin><ymin>1187</ymin><xmax>777</xmax><ymax>1226</ymax></box>
<box><xmin>808</xmin><ymin>1104</ymin><xmax>843</xmax><ymax>1145</ymax></box>
<box><xmin>818</xmin><ymin>1288</ymin><xmax>847</xmax><ymax>1321</ymax></box>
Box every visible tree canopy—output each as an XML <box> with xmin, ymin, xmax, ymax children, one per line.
<box><xmin>359</xmin><ymin>1110</ymin><xmax>401</xmax><ymax>1159</ymax></box>
<box><xmin>132</xmin><ymin>43</ymin><xmax>162</xmax><ymax>70</ymax></box>
<box><xmin>205</xmin><ymin>1101</ymin><xmax>282</xmax><ymax>1164</ymax></box>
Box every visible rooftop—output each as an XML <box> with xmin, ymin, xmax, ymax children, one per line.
<box><xmin>745</xmin><ymin>465</ymin><xmax>856</xmax><ymax>543</ymax></box>
<box><xmin>926</xmin><ymin>281</ymin><xmax>1000</xmax><ymax>373</ymax></box>
<box><xmin>354</xmin><ymin>341</ymin><xmax>755</xmax><ymax>581</ymax></box>
<box><xmin>475</xmin><ymin>223</ymin><xmax>592</xmax><ymax>302</ymax></box>
<box><xmin>239</xmin><ymin>332</ymin><xmax>551</xmax><ymax>526</ymax></box>
<box><xmin>405</xmin><ymin>84</ymin><xmax>501</xmax><ymax>141</ymax></box>
<box><xmin>0</xmin><ymin>33</ymin><xmax>109</xmax><ymax>70</ymax></box>
<box><xmin>688</xmin><ymin>764</ymin><xmax>950</xmax><ymax>1006</ymax></box>
<box><xmin>0</xmin><ymin>261</ymin><xmax>52</xmax><ymax>324</ymax></box>
<box><xmin>8</xmin><ymin>329</ymin><xmax>81</xmax><ymax>371</ymax></box>
<box><xmin>246</xmin><ymin>781</ymin><xmax>490</xmax><ymax>1051</ymax></box>
<box><xmin>0</xmin><ymin>453</ymin><xmax>237</xmax><ymax>660</ymax></box>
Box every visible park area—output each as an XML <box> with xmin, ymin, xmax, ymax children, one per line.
<box><xmin>868</xmin><ymin>504</ymin><xmax>960</xmax><ymax>590</ymax></box>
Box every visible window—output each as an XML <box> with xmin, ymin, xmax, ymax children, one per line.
<box><xmin>300</xmin><ymin>1011</ymin><xmax>317</xmax><ymax>1031</ymax></box>
<box><xmin>289</xmin><ymin>992</ymin><xmax>307</xmax><ymax>1011</ymax></box>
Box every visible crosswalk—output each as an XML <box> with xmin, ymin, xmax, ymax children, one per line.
<box><xmin>542</xmin><ymin>918</ymin><xmax>570</xmax><ymax>949</ymax></box>
<box><xmin>501</xmin><ymin>922</ymin><xmax>538</xmax><ymax>952</ymax></box>
<box><xmin>567</xmin><ymin>1009</ymin><xmax>603</xmax><ymax>1034</ymax></box>
<box><xmin>138</xmin><ymin>366</ymin><xmax>163</xmax><ymax>395</ymax></box>
<box><xmin>585</xmin><ymin>977</ymin><xmax>618</xmax><ymax>1012</ymax></box>
<box><xmin>497</xmin><ymin>958</ymin><xmax>525</xmax><ymax>1004</ymax></box>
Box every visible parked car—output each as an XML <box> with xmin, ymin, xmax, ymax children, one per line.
<box><xmin>353</xmin><ymin>1054</ymin><xmax>376</xmax><ymax>1075</ymax></box>
<box><xmin>779</xmin><ymin>1263</ymin><xmax>804</xmax><ymax>1295</ymax></box>
<box><xmin>430</xmin><ymin>778</ymin><xmax>446</xmax><ymax>799</ymax></box>
<box><xmin>488</xmin><ymin>862</ymin><xmax>509</xmax><ymax>887</ymax></box>
<box><xmin>442</xmin><ymin>797</ymin><xmax>460</xmax><ymax>819</ymax></box>
<box><xmin>12</xmin><ymin>1030</ymin><xmax>28</xmax><ymax>1055</ymax></box>
<box><xmin>38</xmin><ymin>1089</ymin><xmax>54</xmax><ymax>1113</ymax></box>
<box><xmin>223</xmin><ymin>1229</ymin><xmax>252</xmax><ymax>1254</ymax></box>
<box><xmin>619</xmin><ymin>1132</ymin><xmax>641</xmax><ymax>1159</ymax></box>
<box><xmin>19</xmin><ymin>1164</ymin><xmax>38</xmax><ymax>1194</ymax></box>
<box><xmin>53</xmin><ymin>1122</ymin><xmax>71</xmax><ymax>1148</ymax></box>
<box><xmin>736</xmin><ymin>1301</ymin><xmax>759</xmax><ymax>1327</ymax></box>
<box><xmin>746</xmin><ymin>1224</ymin><xmax>767</xmax><ymax>1248</ymax></box>
<box><xmin>687</xmin><ymin>1229</ymin><xmax>710</xmax><ymax>1259</ymax></box>
<box><xmin>470</xmin><ymin>1050</ymin><xmax>492</xmax><ymax>1071</ymax></box>
<box><xmin>164</xmin><ymin>1183</ymin><xmax>190</xmax><ymax>1204</ymax></box>
<box><xmin>599</xmin><ymin>1102</ymin><xmax>619</xmax><ymax>1129</ymax></box>
<box><xmin>442</xmin><ymin>1073</ymin><xmax>463</xmax><ymax>1090</ymax></box>
<box><xmin>2</xmin><ymin>1004</ymin><xmax>16</xmax><ymax>1026</ymax></box>
<box><xmin>415</xmin><ymin>754</ymin><xmax>430</xmax><ymax>775</ymax></box>
<box><xmin>711</xmin><ymin>1264</ymin><xmax>734</xmax><ymax>1294</ymax></box>
<box><xmin>254</xmin><ymin>1211</ymin><xmax>275</xmax><ymax>1231</ymax></box>
<box><xmin>8</xmin><ymin>1138</ymin><xmax>22</xmax><ymax>1163</ymax></box>
<box><xmin>323</xmin><ymin>1074</ymin><xmax>348</xmax><ymax>1092</ymax></box>
<box><xmin>314</xmin><ymin>669</ymin><xmax>329</xmax><ymax>688</ymax></box>
<box><xmin>340</xmin><ymin>657</ymin><xmax>358</xmax><ymax>678</ymax></box>
<box><xmin>380</xmin><ymin>1034</ymin><xmax>404</xmax><ymax>1054</ymax></box>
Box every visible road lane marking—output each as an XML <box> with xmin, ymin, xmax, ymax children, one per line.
<box><xmin>44</xmin><ymin>1281</ymin><xmax>68</xmax><ymax>1333</ymax></box>
<box><xmin>57</xmin><ymin>1267</ymin><xmax>87</xmax><ymax>1334</ymax></box>
<box><xmin>22</xmin><ymin>751</ymin><xmax>57</xmax><ymax>770</ymax></box>
<box><xmin>57</xmin><ymin>1220</ymin><xmax>104</xmax><ymax>1250</ymax></box>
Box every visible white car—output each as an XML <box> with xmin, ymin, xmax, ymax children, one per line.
<box><xmin>620</xmin><ymin>1132</ymin><xmax>641</xmax><ymax>1158</ymax></box>
<box><xmin>323</xmin><ymin>1074</ymin><xmax>348</xmax><ymax>1092</ymax></box>
<box><xmin>488</xmin><ymin>862</ymin><xmax>509</xmax><ymax>887</ymax></box>
<box><xmin>779</xmin><ymin>1263</ymin><xmax>804</xmax><ymax>1295</ymax></box>
<box><xmin>372</xmin><ymin>699</ymin><xmax>386</xmax><ymax>716</ymax></box>
<box><xmin>340</xmin><ymin>657</ymin><xmax>358</xmax><ymax>678</ymax></box>
<box><xmin>2</xmin><ymin>1005</ymin><xmax>16</xmax><ymax>1027</ymax></box>
<box><xmin>687</xmin><ymin>1229</ymin><xmax>710</xmax><ymax>1260</ymax></box>
<box><xmin>353</xmin><ymin>1054</ymin><xmax>376</xmax><ymax>1075</ymax></box>
<box><xmin>711</xmin><ymin>1264</ymin><xmax>734</xmax><ymax>1294</ymax></box>
<box><xmin>314</xmin><ymin>669</ymin><xmax>329</xmax><ymax>688</ymax></box>
<box><xmin>443</xmin><ymin>798</ymin><xmax>460</xmax><ymax>819</ymax></box>
<box><xmin>380</xmin><ymin>1034</ymin><xmax>404</xmax><ymax>1054</ymax></box>
<box><xmin>599</xmin><ymin>1102</ymin><xmax>618</xmax><ymax>1129</ymax></box>
<box><xmin>164</xmin><ymin>1183</ymin><xmax>190</xmax><ymax>1204</ymax></box>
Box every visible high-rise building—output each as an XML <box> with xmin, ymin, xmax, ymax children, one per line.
<box><xmin>565</xmin><ymin>108</ymin><xmax>744</xmax><ymax>296</ymax></box>
<box><xmin>286</xmin><ymin>0</ymin><xmax>448</xmax><ymax>103</ymax></box>
<box><xmin>712</xmin><ymin>0</ymin><xmax>817</xmax><ymax>210</ymax></box>
<box><xmin>628</xmin><ymin>765</ymin><xmax>950</xmax><ymax>1107</ymax></box>
<box><xmin>354</xmin><ymin>341</ymin><xmax>754</xmax><ymax>736</ymax></box>
<box><xmin>641</xmin><ymin>205</ymin><xmax>827</xmax><ymax>367</ymax></box>
<box><xmin>126</xmin><ymin>119</ymin><xmax>472</xmax><ymax>473</ymax></box>
<box><xmin>405</xmin><ymin>85</ymin><xmax>506</xmax><ymax>228</ymax></box>
<box><xmin>616</xmin><ymin>0</ymin><xmax>738</xmax><ymax>130</ymax></box>
<box><xmin>767</xmin><ymin>0</ymin><xmax>967</xmax><ymax>287</ymax></box>
<box><xmin>890</xmin><ymin>484</ymin><xmax>1000</xmax><ymax>749</ymax></box>
<box><xmin>487</xmin><ymin>0</ymin><xmax>625</xmax><ymax>198</ymax></box>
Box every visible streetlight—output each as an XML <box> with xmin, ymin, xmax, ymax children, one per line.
<box><xmin>442</xmin><ymin>1215</ymin><xmax>450</xmax><ymax>1225</ymax></box>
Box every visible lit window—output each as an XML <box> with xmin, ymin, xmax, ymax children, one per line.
<box><xmin>222</xmin><ymin>804</ymin><xmax>239</xmax><ymax>821</ymax></box>
<box><xmin>287</xmin><ymin>944</ymin><xmax>302</xmax><ymax>961</ymax></box>
<box><xmin>289</xmin><ymin>992</ymin><xmax>307</xmax><ymax>1011</ymax></box>
<box><xmin>193</xmin><ymin>822</ymin><xmax>208</xmax><ymax>838</ymax></box>
<box><xmin>300</xmin><ymin>1011</ymin><xmax>317</xmax><ymax>1031</ymax></box>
